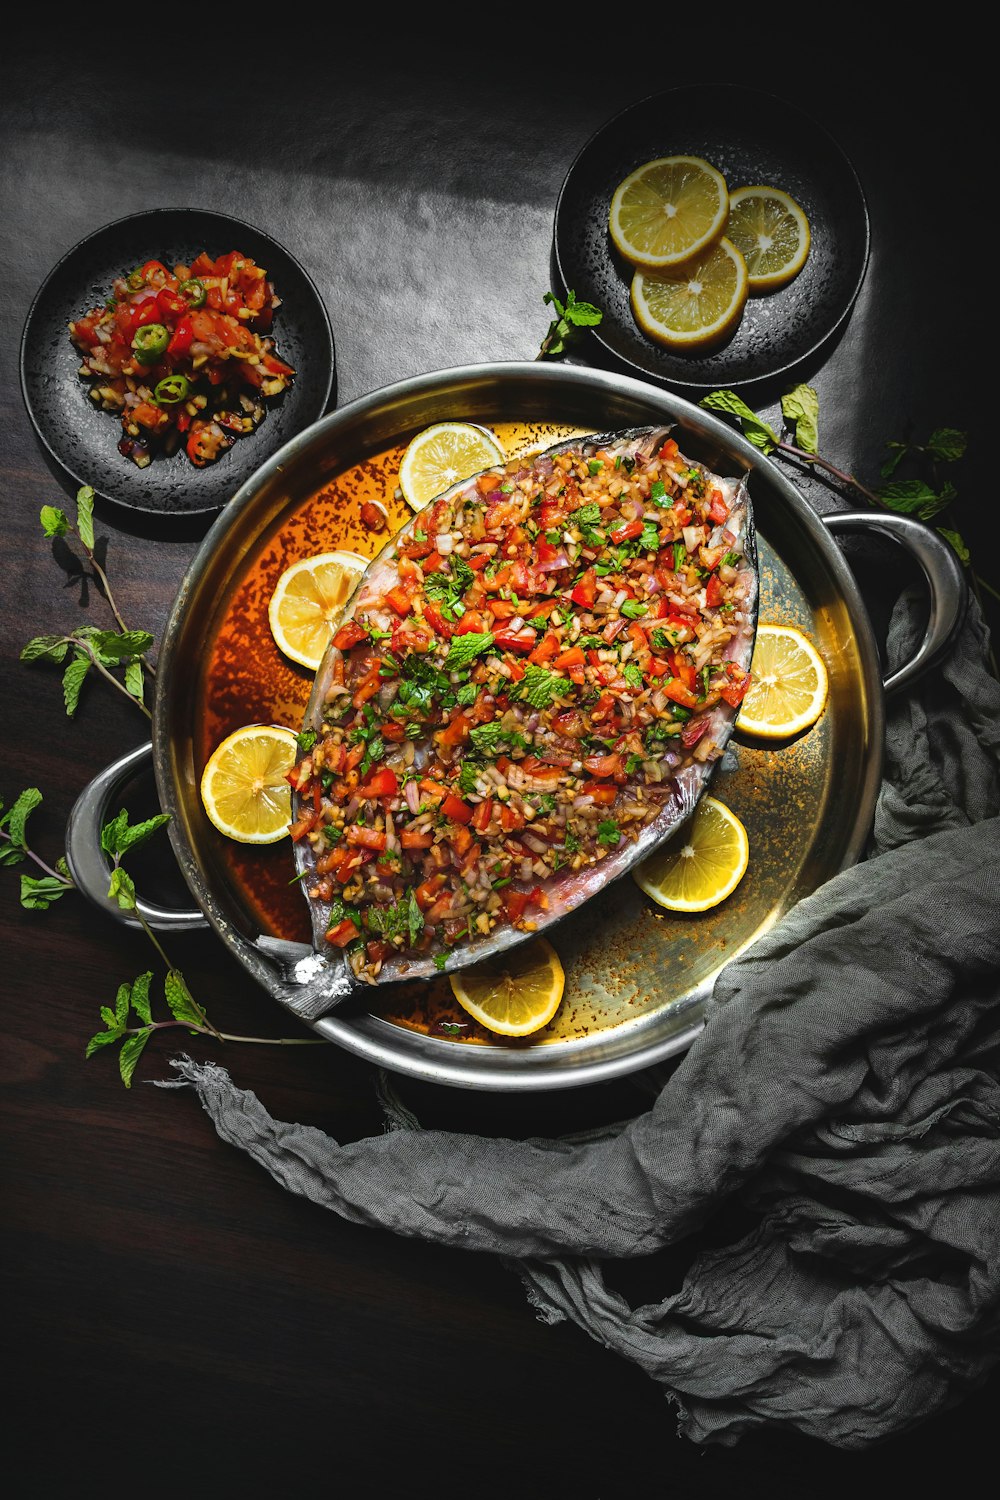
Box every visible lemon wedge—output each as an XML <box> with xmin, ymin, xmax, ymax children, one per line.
<box><xmin>200</xmin><ymin>724</ymin><xmax>298</xmax><ymax>844</ymax></box>
<box><xmin>398</xmin><ymin>422</ymin><xmax>505</xmax><ymax>512</ymax></box>
<box><xmin>449</xmin><ymin>937</ymin><xmax>565</xmax><ymax>1037</ymax></box>
<box><xmin>268</xmin><ymin>550</ymin><xmax>368</xmax><ymax>671</ymax></box>
<box><xmin>609</xmin><ymin>155</ymin><xmax>730</xmax><ymax>269</ymax></box>
<box><xmin>736</xmin><ymin>624</ymin><xmax>829</xmax><ymax>739</ymax></box>
<box><xmin>633</xmin><ymin>796</ymin><xmax>749</xmax><ymax>913</ymax></box>
<box><xmin>630</xmin><ymin>238</ymin><xmax>748</xmax><ymax>351</ymax></box>
<box><xmin>726</xmin><ymin>185</ymin><xmax>811</xmax><ymax>292</ymax></box>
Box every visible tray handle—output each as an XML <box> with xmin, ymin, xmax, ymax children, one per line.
<box><xmin>64</xmin><ymin>740</ymin><xmax>208</xmax><ymax>931</ymax></box>
<box><xmin>823</xmin><ymin>510</ymin><xmax>967</xmax><ymax>696</ymax></box>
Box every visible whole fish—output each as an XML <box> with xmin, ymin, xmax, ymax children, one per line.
<box><xmin>281</xmin><ymin>424</ymin><xmax>758</xmax><ymax>1011</ymax></box>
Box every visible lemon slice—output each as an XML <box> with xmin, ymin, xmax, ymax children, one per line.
<box><xmin>633</xmin><ymin>796</ymin><xmax>749</xmax><ymax>913</ymax></box>
<box><xmin>398</xmin><ymin>422</ymin><xmax>505</xmax><ymax>512</ymax></box>
<box><xmin>609</xmin><ymin>155</ymin><xmax>730</xmax><ymax>269</ymax></box>
<box><xmin>727</xmin><ymin>185</ymin><xmax>811</xmax><ymax>292</ymax></box>
<box><xmin>449</xmin><ymin>937</ymin><xmax>565</xmax><ymax>1037</ymax></box>
<box><xmin>268</xmin><ymin>550</ymin><xmax>368</xmax><ymax>671</ymax></box>
<box><xmin>200</xmin><ymin>724</ymin><xmax>298</xmax><ymax>844</ymax></box>
<box><xmin>736</xmin><ymin>624</ymin><xmax>829</xmax><ymax>738</ymax></box>
<box><xmin>630</xmin><ymin>238</ymin><xmax>748</xmax><ymax>351</ymax></box>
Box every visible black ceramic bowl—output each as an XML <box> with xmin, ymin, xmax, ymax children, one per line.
<box><xmin>20</xmin><ymin>207</ymin><xmax>336</xmax><ymax>518</ymax></box>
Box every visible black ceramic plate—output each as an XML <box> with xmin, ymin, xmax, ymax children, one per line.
<box><xmin>553</xmin><ymin>85</ymin><xmax>870</xmax><ymax>390</ymax></box>
<box><xmin>20</xmin><ymin>208</ymin><xmax>336</xmax><ymax>518</ymax></box>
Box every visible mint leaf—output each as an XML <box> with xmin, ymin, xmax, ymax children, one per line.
<box><xmin>86</xmin><ymin>1027</ymin><xmax>123</xmax><ymax>1058</ymax></box>
<box><xmin>700</xmin><ymin>391</ymin><xmax>779</xmax><ymax>453</ymax></box>
<box><xmin>927</xmin><ymin>428</ymin><xmax>967</xmax><ymax>463</ymax></box>
<box><xmin>76</xmin><ymin>486</ymin><xmax>96</xmax><ymax>550</ymax></box>
<box><xmin>444</xmin><ymin>631</ymin><xmax>494</xmax><ymax>671</ymax></box>
<box><xmin>517</xmin><ymin>663</ymin><xmax>570</xmax><ymax>710</ymax></box>
<box><xmin>937</xmin><ymin>527</ymin><xmax>970</xmax><ymax>565</ymax></box>
<box><xmin>407</xmin><ymin>887</ymin><xmax>424</xmax><ymax>947</ymax></box>
<box><xmin>877</xmin><ymin>479</ymin><xmax>952</xmax><ymax>521</ymax></box>
<box><xmin>62</xmin><ymin>655</ymin><xmax>90</xmax><ymax>716</ymax></box>
<box><xmin>164</xmin><ymin>969</ymin><xmax>204</xmax><ymax>1028</ymax></box>
<box><xmin>119</xmin><ymin>1028</ymin><xmax>152</xmax><ymax>1088</ymax></box>
<box><xmin>108</xmin><ymin>867</ymin><xmax>136</xmax><ymax>910</ymax></box>
<box><xmin>114</xmin><ymin>980</ymin><xmax>132</xmax><ymax>1026</ymax></box>
<box><xmin>39</xmin><ymin>505</ymin><xmax>69</xmax><ymax>537</ymax></box>
<box><xmin>781</xmin><ymin>384</ymin><xmax>819</xmax><ymax>453</ymax></box>
<box><xmin>21</xmin><ymin>634</ymin><xmax>70</xmax><ymax>664</ymax></box>
<box><xmin>19</xmin><ymin>873</ymin><xmax>71</xmax><ymax>910</ymax></box>
<box><xmin>470</xmin><ymin>721</ymin><xmax>506</xmax><ymax>756</ymax></box>
<box><xmin>101</xmin><ymin>809</ymin><xmax>170</xmax><ymax>859</ymax></box>
<box><xmin>88</xmin><ymin>629</ymin><xmax>154</xmax><ymax>661</ymax></box>
<box><xmin>124</xmin><ymin>659</ymin><xmax>145</xmax><ymax>704</ymax></box>
<box><xmin>130</xmin><ymin>971</ymin><xmax>154</xmax><ymax>1024</ymax></box>
<box><xmin>3</xmin><ymin>788</ymin><xmax>42</xmax><ymax>848</ymax></box>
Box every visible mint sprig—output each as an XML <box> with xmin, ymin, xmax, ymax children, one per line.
<box><xmin>700</xmin><ymin>386</ymin><xmax>990</xmax><ymax>650</ymax></box>
<box><xmin>538</xmin><ymin>289</ymin><xmax>603</xmax><ymax>359</ymax></box>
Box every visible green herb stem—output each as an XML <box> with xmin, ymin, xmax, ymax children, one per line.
<box><xmin>775</xmin><ymin>441</ymin><xmax>882</xmax><ymax>507</ymax></box>
<box><xmin>122</xmin><ymin>1022</ymin><xmax>327</xmax><ymax>1046</ymax></box>
<box><xmin>78</xmin><ymin>529</ymin><xmax>156</xmax><ymax>681</ymax></box>
<box><xmin>0</xmin><ymin>827</ymin><xmax>73</xmax><ymax>886</ymax></box>
<box><xmin>78</xmin><ymin>640</ymin><xmax>154</xmax><ymax>717</ymax></box>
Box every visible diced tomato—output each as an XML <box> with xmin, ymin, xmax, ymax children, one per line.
<box><xmin>707</xmin><ymin>490</ymin><xmax>729</xmax><ymax>524</ymax></box>
<box><xmin>415</xmin><ymin>874</ymin><xmax>447</xmax><ymax>910</ymax></box>
<box><xmin>326</xmin><ymin>919</ymin><xmax>359</xmax><ymax>948</ymax></box>
<box><xmin>581</xmin><ymin>780</ymin><xmax>618</xmax><ymax>805</ymax></box>
<box><xmin>659</xmin><ymin>438</ymin><xmax>680</xmax><ymax>461</ymax></box>
<box><xmin>582</xmin><ymin>753</ymin><xmax>623</xmax><ymax>778</ymax></box>
<box><xmin>609</xmin><ymin>519</ymin><xmax>644</xmax><ymax>545</ymax></box>
<box><xmin>438</xmin><ymin>712</ymin><xmax>472</xmax><ymax>748</ymax></box>
<box><xmin>571</xmin><ymin>569</ymin><xmax>596</xmax><ymax>607</ymax></box>
<box><xmin>719</xmin><ymin>664</ymin><xmax>752</xmax><ymax>706</ymax></box>
<box><xmin>499</xmin><ymin>803</ymin><xmax>525</xmax><ymax>832</ymax></box>
<box><xmin>423</xmin><ymin>604</ymin><xmax>455</xmax><ymax>639</ymax></box>
<box><xmin>359</xmin><ymin>767</ymin><xmax>398</xmax><ymax>799</ymax></box>
<box><xmin>400</xmin><ymin>829</ymin><xmax>434</xmax><ymax>849</ymax></box>
<box><xmin>471</xmin><ymin>797</ymin><xmax>493</xmax><ymax>833</ymax></box>
<box><xmin>288</xmin><ymin>812</ymin><xmax>317</xmax><ymax>841</ymax></box>
<box><xmin>346</xmin><ymin>825</ymin><xmax>387</xmax><ymax>851</ymax></box>
<box><xmin>452</xmin><ymin>611</ymin><xmax>488</xmax><ymax>636</ymax></box>
<box><xmin>351</xmin><ymin>658</ymin><xmax>384</xmax><ymax>708</ymax></box>
<box><xmin>554</xmin><ymin>646</ymin><xmax>584</xmax><ymax>670</ymax></box>
<box><xmin>380</xmin><ymin>722</ymin><xmax>406</xmax><ymax>742</ymax></box>
<box><xmin>494</xmin><ymin>627</ymin><xmax>537</xmax><ymax>653</ymax></box>
<box><xmin>529</xmin><ymin>631</ymin><xmax>560</xmax><ymax>665</ymax></box>
<box><xmin>441</xmin><ymin>793</ymin><xmax>474</xmax><ymax>825</ymax></box>
<box><xmin>332</xmin><ymin>620</ymin><xmax>367</xmax><ymax>652</ymax></box>
<box><xmin>502</xmin><ymin>885</ymin><xmax>544</xmax><ymax>924</ymax></box>
<box><xmin>705</xmin><ymin>573</ymin><xmax>725</xmax><ymax>608</ymax></box>
<box><xmin>662</xmin><ymin>678</ymin><xmax>699</xmax><ymax>709</ymax></box>
<box><xmin>382</xmin><ymin>585</ymin><xmax>410</xmax><ymax>617</ymax></box>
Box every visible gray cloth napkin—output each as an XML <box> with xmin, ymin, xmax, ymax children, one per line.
<box><xmin>161</xmin><ymin>589</ymin><xmax>1000</xmax><ymax>1450</ymax></box>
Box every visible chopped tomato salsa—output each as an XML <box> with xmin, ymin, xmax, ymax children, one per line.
<box><xmin>292</xmin><ymin>431</ymin><xmax>754</xmax><ymax>980</ymax></box>
<box><xmin>68</xmin><ymin>250</ymin><xmax>295</xmax><ymax>469</ymax></box>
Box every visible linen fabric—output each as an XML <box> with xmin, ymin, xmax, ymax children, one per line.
<box><xmin>162</xmin><ymin>589</ymin><xmax>1000</xmax><ymax>1449</ymax></box>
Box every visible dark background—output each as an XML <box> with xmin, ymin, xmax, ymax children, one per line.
<box><xmin>2</xmin><ymin>27</ymin><xmax>993</xmax><ymax>1496</ymax></box>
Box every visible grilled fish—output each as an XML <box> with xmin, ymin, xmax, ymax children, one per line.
<box><xmin>284</xmin><ymin>424</ymin><xmax>758</xmax><ymax>1008</ymax></box>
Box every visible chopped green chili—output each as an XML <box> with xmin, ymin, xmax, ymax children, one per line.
<box><xmin>153</xmin><ymin>374</ymin><xmax>190</xmax><ymax>405</ymax></box>
<box><xmin>179</xmin><ymin>278</ymin><xmax>206</xmax><ymax>307</ymax></box>
<box><xmin>131</xmin><ymin>323</ymin><xmax>169</xmax><ymax>364</ymax></box>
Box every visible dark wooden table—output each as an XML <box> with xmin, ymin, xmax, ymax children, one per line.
<box><xmin>3</xmin><ymin>29</ymin><xmax>993</xmax><ymax>1496</ymax></box>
